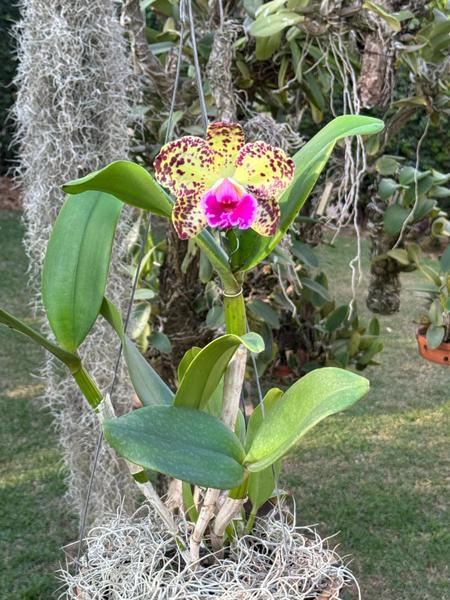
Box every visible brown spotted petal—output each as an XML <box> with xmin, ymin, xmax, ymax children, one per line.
<box><xmin>154</xmin><ymin>136</ymin><xmax>219</xmax><ymax>197</ymax></box>
<box><xmin>233</xmin><ymin>142</ymin><xmax>295</xmax><ymax>199</ymax></box>
<box><xmin>172</xmin><ymin>195</ymin><xmax>207</xmax><ymax>240</ymax></box>
<box><xmin>251</xmin><ymin>196</ymin><xmax>280</xmax><ymax>237</ymax></box>
<box><xmin>206</xmin><ymin>122</ymin><xmax>245</xmax><ymax>176</ymax></box>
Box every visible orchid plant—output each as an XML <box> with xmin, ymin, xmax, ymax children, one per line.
<box><xmin>0</xmin><ymin>115</ymin><xmax>383</xmax><ymax>562</ymax></box>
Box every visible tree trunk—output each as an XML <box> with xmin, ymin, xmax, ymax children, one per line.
<box><xmin>152</xmin><ymin>225</ymin><xmax>213</xmax><ymax>386</ymax></box>
<box><xmin>366</xmin><ymin>199</ymin><xmax>402</xmax><ymax>314</ymax></box>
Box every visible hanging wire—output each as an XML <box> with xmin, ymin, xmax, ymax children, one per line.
<box><xmin>186</xmin><ymin>0</ymin><xmax>209</xmax><ymax>130</ymax></box>
<box><xmin>392</xmin><ymin>117</ymin><xmax>430</xmax><ymax>249</ymax></box>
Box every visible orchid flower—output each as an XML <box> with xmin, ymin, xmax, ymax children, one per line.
<box><xmin>154</xmin><ymin>122</ymin><xmax>295</xmax><ymax>240</ymax></box>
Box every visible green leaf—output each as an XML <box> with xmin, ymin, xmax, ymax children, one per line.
<box><xmin>301</xmin><ymin>277</ymin><xmax>331</xmax><ymax>301</ymax></box>
<box><xmin>124</xmin><ymin>337</ymin><xmax>174</xmax><ymax>406</ymax></box>
<box><xmin>182</xmin><ymin>481</ymin><xmax>199</xmax><ymax>522</ymax></box>
<box><xmin>378</xmin><ymin>178</ymin><xmax>402</xmax><ymax>200</ymax></box>
<box><xmin>383</xmin><ymin>204</ymin><xmax>409</xmax><ymax>235</ymax></box>
<box><xmin>148</xmin><ymin>331</ymin><xmax>172</xmax><ymax>354</ymax></box>
<box><xmin>0</xmin><ymin>307</ymin><xmax>102</xmax><ymax>408</ymax></box>
<box><xmin>291</xmin><ymin>240</ymin><xmax>319</xmax><ymax>267</ymax></box>
<box><xmin>399</xmin><ymin>166</ymin><xmax>430</xmax><ymax>186</ymax></box>
<box><xmin>245</xmin><ymin>388</ymin><xmax>283</xmax><ymax>451</ymax></box>
<box><xmin>133</xmin><ymin>289</ymin><xmax>156</xmax><ymax>300</ymax></box>
<box><xmin>429</xmin><ymin>301</ymin><xmax>443</xmax><ymax>326</ymax></box>
<box><xmin>42</xmin><ymin>192</ymin><xmax>122</xmax><ymax>352</ymax></box>
<box><xmin>357</xmin><ymin>340</ymin><xmax>384</xmax><ymax>366</ymax></box>
<box><xmin>430</xmin><ymin>185</ymin><xmax>450</xmax><ymax>199</ymax></box>
<box><xmin>247</xmin><ymin>299</ymin><xmax>280</xmax><ymax>329</ymax></box>
<box><xmin>255</xmin><ymin>0</ymin><xmax>287</xmax><ymax>18</ymax></box>
<box><xmin>100</xmin><ymin>298</ymin><xmax>173</xmax><ymax>407</ymax></box>
<box><xmin>233</xmin><ymin>116</ymin><xmax>384</xmax><ymax>272</ymax></box>
<box><xmin>245</xmin><ymin>388</ymin><xmax>283</xmax><ymax>515</ymax></box>
<box><xmin>0</xmin><ymin>307</ymin><xmax>80</xmax><ymax>372</ymax></box>
<box><xmin>363</xmin><ymin>0</ymin><xmax>401</xmax><ymax>31</ymax></box>
<box><xmin>62</xmin><ymin>160</ymin><xmax>172</xmax><ymax>218</ymax></box>
<box><xmin>103</xmin><ymin>405</ymin><xmax>246</xmax><ymax>489</ymax></box>
<box><xmin>174</xmin><ymin>333</ymin><xmax>264</xmax><ymax>410</ymax></box>
<box><xmin>255</xmin><ymin>32</ymin><xmax>282</xmax><ymax>60</ymax></box>
<box><xmin>406</xmin><ymin>243</ymin><xmax>422</xmax><ymax>265</ymax></box>
<box><xmin>440</xmin><ymin>245</ymin><xmax>450</xmax><ymax>273</ymax></box>
<box><xmin>426</xmin><ymin>325</ymin><xmax>445</xmax><ymax>349</ymax></box>
<box><xmin>368</xmin><ymin>317</ymin><xmax>380</xmax><ymax>336</ymax></box>
<box><xmin>245</xmin><ymin>368</ymin><xmax>369</xmax><ymax>471</ymax></box>
<box><xmin>419</xmin><ymin>265</ymin><xmax>442</xmax><ymax>286</ymax></box>
<box><xmin>206</xmin><ymin>305</ymin><xmax>225</xmax><ymax>328</ymax></box>
<box><xmin>387</xmin><ymin>249</ymin><xmax>410</xmax><ymax>266</ymax></box>
<box><xmin>178</xmin><ymin>347</ymin><xmax>201</xmax><ymax>382</ymax></box>
<box><xmin>375</xmin><ymin>156</ymin><xmax>399</xmax><ymax>176</ymax></box>
<box><xmin>250</xmin><ymin>11</ymin><xmax>304</xmax><ymax>37</ymax></box>
<box><xmin>325</xmin><ymin>305</ymin><xmax>349</xmax><ymax>332</ymax></box>
<box><xmin>248</xmin><ymin>461</ymin><xmax>281</xmax><ymax>514</ymax></box>
<box><xmin>403</xmin><ymin>175</ymin><xmax>434</xmax><ymax>205</ymax></box>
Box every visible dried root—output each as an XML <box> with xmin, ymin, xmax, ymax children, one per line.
<box><xmin>60</xmin><ymin>503</ymin><xmax>357</xmax><ymax>599</ymax></box>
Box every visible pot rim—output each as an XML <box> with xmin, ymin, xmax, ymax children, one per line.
<box><xmin>416</xmin><ymin>326</ymin><xmax>450</xmax><ymax>348</ymax></box>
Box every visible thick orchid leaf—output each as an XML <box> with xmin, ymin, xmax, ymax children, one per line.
<box><xmin>174</xmin><ymin>333</ymin><xmax>264</xmax><ymax>410</ymax></box>
<box><xmin>103</xmin><ymin>405</ymin><xmax>246</xmax><ymax>489</ymax></box>
<box><xmin>248</xmin><ymin>461</ymin><xmax>281</xmax><ymax>515</ymax></box>
<box><xmin>244</xmin><ymin>388</ymin><xmax>283</xmax><ymax>451</ymax></box>
<box><xmin>0</xmin><ymin>307</ymin><xmax>80</xmax><ymax>372</ymax></box>
<box><xmin>0</xmin><ymin>307</ymin><xmax>102</xmax><ymax>408</ymax></box>
<box><xmin>440</xmin><ymin>245</ymin><xmax>450</xmax><ymax>272</ymax></box>
<box><xmin>42</xmin><ymin>192</ymin><xmax>122</xmax><ymax>352</ymax></box>
<box><xmin>63</xmin><ymin>160</ymin><xmax>172</xmax><ymax>218</ymax></box>
<box><xmin>182</xmin><ymin>481</ymin><xmax>199</xmax><ymax>522</ymax></box>
<box><xmin>245</xmin><ymin>368</ymin><xmax>369</xmax><ymax>471</ymax></box>
<box><xmin>233</xmin><ymin>116</ymin><xmax>384</xmax><ymax>272</ymax></box>
<box><xmin>177</xmin><ymin>346</ymin><xmax>224</xmax><ymax>416</ymax></box>
<box><xmin>100</xmin><ymin>298</ymin><xmax>173</xmax><ymax>407</ymax></box>
<box><xmin>124</xmin><ymin>337</ymin><xmax>174</xmax><ymax>406</ymax></box>
<box><xmin>244</xmin><ymin>389</ymin><xmax>283</xmax><ymax>514</ymax></box>
<box><xmin>177</xmin><ymin>347</ymin><xmax>201</xmax><ymax>382</ymax></box>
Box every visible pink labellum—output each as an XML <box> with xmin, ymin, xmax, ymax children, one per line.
<box><xmin>201</xmin><ymin>178</ymin><xmax>258</xmax><ymax>230</ymax></box>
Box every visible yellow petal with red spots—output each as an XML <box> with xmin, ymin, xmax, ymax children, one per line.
<box><xmin>233</xmin><ymin>142</ymin><xmax>295</xmax><ymax>199</ymax></box>
<box><xmin>206</xmin><ymin>122</ymin><xmax>245</xmax><ymax>176</ymax></box>
<box><xmin>154</xmin><ymin>136</ymin><xmax>219</xmax><ymax>197</ymax></box>
<box><xmin>172</xmin><ymin>195</ymin><xmax>207</xmax><ymax>240</ymax></box>
<box><xmin>251</xmin><ymin>197</ymin><xmax>280</xmax><ymax>237</ymax></box>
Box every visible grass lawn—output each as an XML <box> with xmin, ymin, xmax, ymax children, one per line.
<box><xmin>0</xmin><ymin>210</ymin><xmax>448</xmax><ymax>599</ymax></box>
<box><xmin>0</xmin><ymin>211</ymin><xmax>76</xmax><ymax>599</ymax></box>
<box><xmin>285</xmin><ymin>235</ymin><xmax>450</xmax><ymax>600</ymax></box>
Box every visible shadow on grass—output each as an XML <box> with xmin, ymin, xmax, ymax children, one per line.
<box><xmin>0</xmin><ymin>211</ymin><xmax>76</xmax><ymax>600</ymax></box>
<box><xmin>285</xmin><ymin>234</ymin><xmax>450</xmax><ymax>600</ymax></box>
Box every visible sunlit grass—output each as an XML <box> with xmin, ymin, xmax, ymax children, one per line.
<box><xmin>0</xmin><ymin>211</ymin><xmax>75</xmax><ymax>600</ymax></box>
<box><xmin>285</xmin><ymin>233</ymin><xmax>450</xmax><ymax>600</ymax></box>
<box><xmin>1</xmin><ymin>213</ymin><xmax>448</xmax><ymax>599</ymax></box>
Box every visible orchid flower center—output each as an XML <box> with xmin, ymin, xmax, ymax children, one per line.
<box><xmin>200</xmin><ymin>178</ymin><xmax>258</xmax><ymax>230</ymax></box>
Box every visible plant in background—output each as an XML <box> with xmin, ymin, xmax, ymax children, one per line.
<box><xmin>415</xmin><ymin>245</ymin><xmax>450</xmax><ymax>364</ymax></box>
<box><xmin>366</xmin><ymin>155</ymin><xmax>450</xmax><ymax>314</ymax></box>
<box><xmin>0</xmin><ymin>116</ymin><xmax>383</xmax><ymax>574</ymax></box>
<box><xmin>243</xmin><ymin>236</ymin><xmax>384</xmax><ymax>377</ymax></box>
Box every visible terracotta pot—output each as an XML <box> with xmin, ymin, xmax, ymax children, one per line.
<box><xmin>416</xmin><ymin>327</ymin><xmax>450</xmax><ymax>365</ymax></box>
